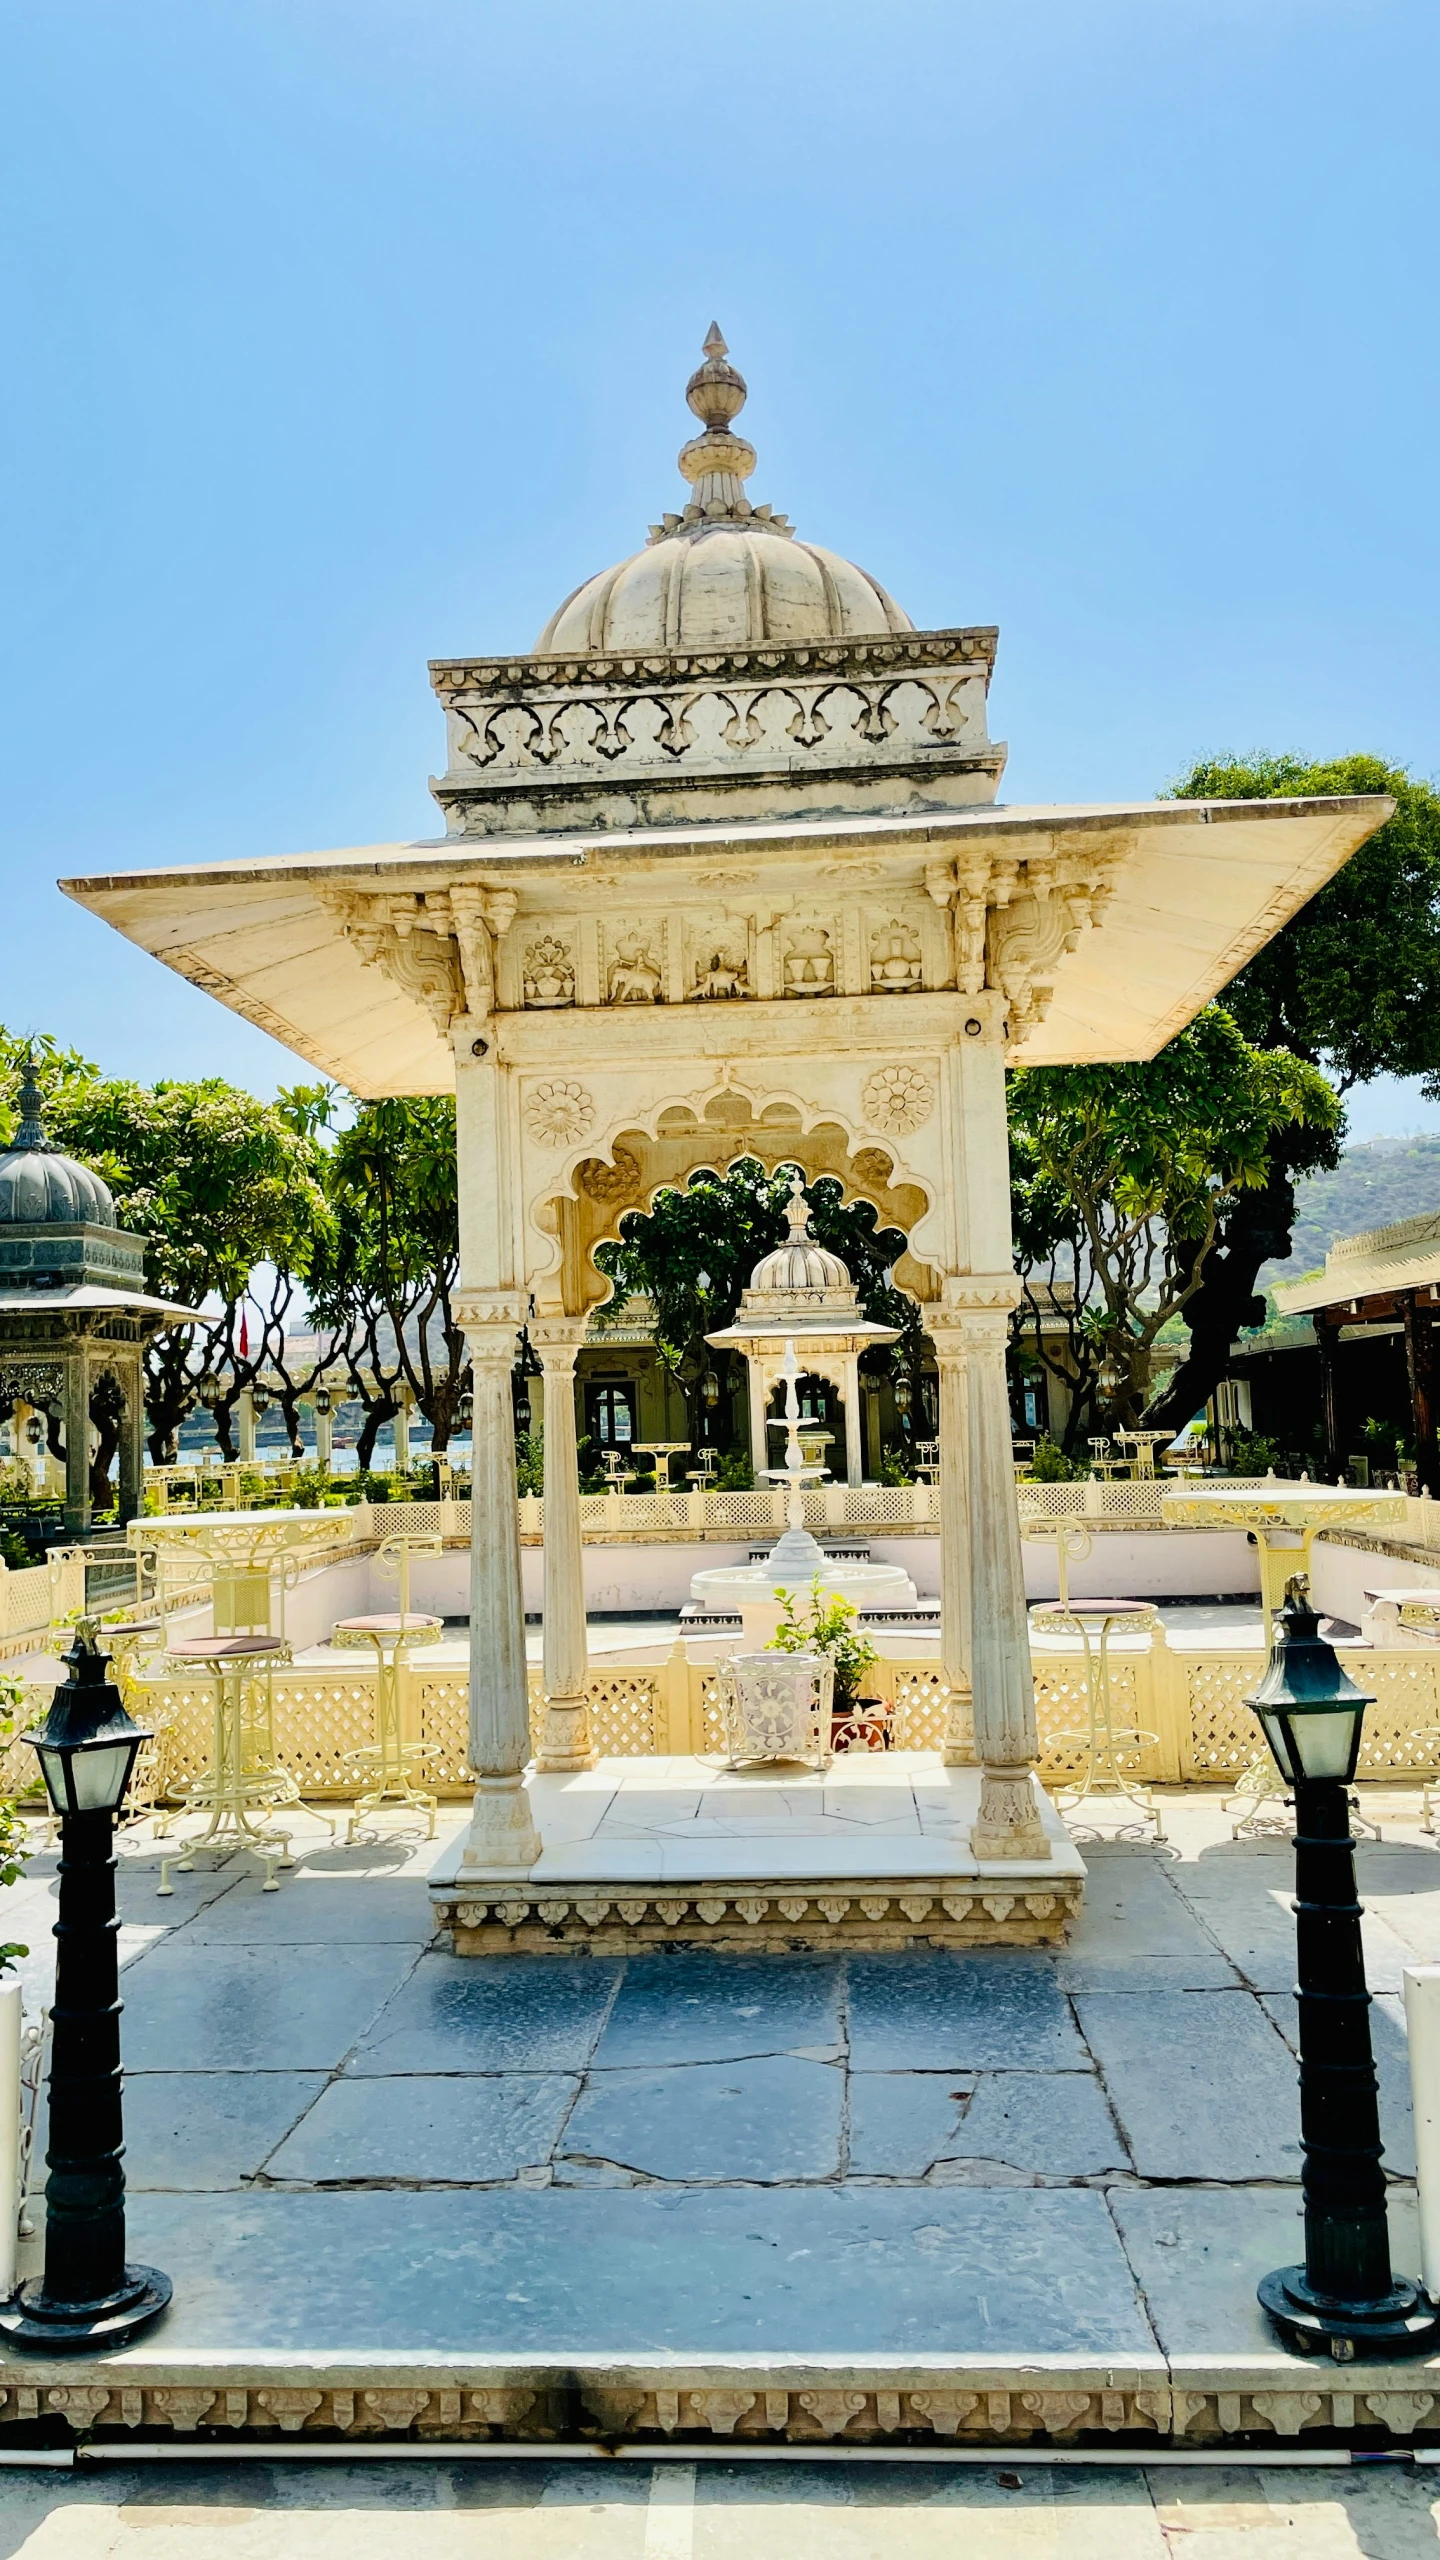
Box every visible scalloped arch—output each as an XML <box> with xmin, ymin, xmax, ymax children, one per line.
<box><xmin>525</xmin><ymin>1078</ymin><xmax>942</xmax><ymax>1318</ymax></box>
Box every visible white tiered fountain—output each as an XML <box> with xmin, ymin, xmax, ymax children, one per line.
<box><xmin>690</xmin><ymin>1339</ymin><xmax>917</xmax><ymax>1644</ymax></box>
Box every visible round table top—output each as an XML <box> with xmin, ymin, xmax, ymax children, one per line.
<box><xmin>1033</xmin><ymin>1598</ymin><xmax>1155</xmax><ymax>1623</ymax></box>
<box><xmin>106</xmin><ymin>1617</ymin><xmax>164</xmax><ymax>1637</ymax></box>
<box><xmin>331</xmin><ymin>1613</ymin><xmax>444</xmax><ymax>1646</ymax></box>
<box><xmin>165</xmin><ymin>1635</ymin><xmax>287</xmax><ymax>1661</ymax></box>
<box><xmin>1161</xmin><ymin>1481</ymin><xmax>1408</xmax><ymax>1527</ymax></box>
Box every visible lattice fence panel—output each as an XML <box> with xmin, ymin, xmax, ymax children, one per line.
<box><xmin>697</xmin><ymin>1671</ymin><xmax>729</xmax><ymax>1755</ymax></box>
<box><xmin>269</xmin><ymin>1680</ymin><xmax>383</xmax><ymax>1793</ymax></box>
<box><xmin>705</xmin><ymin>1491</ymin><xmax>788</xmax><ymax>1531</ymax></box>
<box><xmin>1033</xmin><ymin>1666</ymin><xmax>1098</xmax><ymax>1779</ymax></box>
<box><xmin>1183</xmin><ymin>1659</ymin><xmax>1260</xmax><ymax>1779</ymax></box>
<box><xmin>583</xmin><ymin>1673</ymin><xmax>661</xmax><ymax>1756</ymax></box>
<box><xmin>417</xmin><ymin>1675</ymin><xmax>476</xmax><ymax>1790</ymax></box>
<box><xmin>890</xmin><ymin>1670</ymin><xmax>952</xmax><ymax>1752</ymax></box>
<box><xmin>1359</xmin><ymin>1656</ymin><xmax>1440</xmax><ymax>1778</ymax></box>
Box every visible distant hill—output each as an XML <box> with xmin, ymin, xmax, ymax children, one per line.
<box><xmin>1262</xmin><ymin>1136</ymin><xmax>1440</xmax><ymax>1283</ymax></box>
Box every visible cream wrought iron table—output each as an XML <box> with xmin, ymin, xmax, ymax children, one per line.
<box><xmin>128</xmin><ymin>1506</ymin><xmax>363</xmax><ymax>1639</ymax></box>
<box><xmin>631</xmin><ymin>1442</ymin><xmax>691</xmax><ymax>1491</ymax></box>
<box><xmin>1161</xmin><ymin>1482</ymin><xmax>1410</xmax><ymax>1835</ymax></box>
<box><xmin>1159</xmin><ymin>1479</ymin><xmax>1408</xmax><ymax>1630</ymax></box>
<box><xmin>1114</xmin><ymin>1429</ymin><xmax>1175</xmax><ymax>1478</ymax></box>
<box><xmin>155</xmin><ymin>1634</ymin><xmax>334</xmax><ymax>1892</ymax></box>
<box><xmin>331</xmin><ymin>1613</ymin><xmax>446</xmax><ymax>1841</ymax></box>
<box><xmin>1031</xmin><ymin>1597</ymin><xmax>1166</xmax><ymax>1840</ymax></box>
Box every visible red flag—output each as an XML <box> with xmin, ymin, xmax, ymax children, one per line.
<box><xmin>239</xmin><ymin>1309</ymin><xmax>249</xmax><ymax>1360</ymax></box>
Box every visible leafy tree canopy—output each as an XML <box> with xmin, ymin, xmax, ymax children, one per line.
<box><xmin>311</xmin><ymin>1095</ymin><xmax>468</xmax><ymax>1455</ymax></box>
<box><xmin>48</xmin><ymin>1078</ymin><xmax>330</xmax><ymax>1311</ymax></box>
<box><xmin>1168</xmin><ymin>755</ymin><xmax>1440</xmax><ymax>1091</ymax></box>
<box><xmin>596</xmin><ymin>1159</ymin><xmax>914</xmax><ymax>1384</ymax></box>
<box><xmin>1141</xmin><ymin>753</ymin><xmax>1440</xmax><ymax>1431</ymax></box>
<box><xmin>1011</xmin><ymin>1006</ymin><xmax>1339</xmax><ymax>1447</ymax></box>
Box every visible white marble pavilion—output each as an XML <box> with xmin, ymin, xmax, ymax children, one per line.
<box><xmin>61</xmin><ymin>328</ymin><xmax>1391</xmax><ymax>1948</ymax></box>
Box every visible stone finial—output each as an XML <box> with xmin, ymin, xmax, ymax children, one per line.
<box><xmin>784</xmin><ymin>1172</ymin><xmax>811</xmax><ymax>1238</ymax></box>
<box><xmin>685</xmin><ymin>324</ymin><xmax>748</xmax><ymax>432</ymax></box>
<box><xmin>677</xmin><ymin>323</ymin><xmax>758</xmax><ymax>505</ymax></box>
<box><xmin>13</xmin><ymin>1052</ymin><xmax>52</xmax><ymax>1154</ymax></box>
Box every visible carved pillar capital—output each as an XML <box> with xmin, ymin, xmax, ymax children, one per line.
<box><xmin>456</xmin><ymin>1293</ymin><xmax>527</xmax><ymax>1368</ymax></box>
<box><xmin>530</xmin><ymin>1317</ymin><xmax>589</xmax><ymax>1375</ymax></box>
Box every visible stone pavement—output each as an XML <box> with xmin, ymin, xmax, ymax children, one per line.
<box><xmin>3</xmin><ymin>2454</ymin><xmax>1440</xmax><ymax>2559</ymax></box>
<box><xmin>4</xmin><ymin>1793</ymin><xmax>1440</xmax><ymax>2452</ymax></box>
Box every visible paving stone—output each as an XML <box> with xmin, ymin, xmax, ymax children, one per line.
<box><xmin>118</xmin><ymin>2071</ymin><xmax>329</xmax><ymax>2189</ymax></box>
<box><xmin>563</xmin><ymin>2054</ymin><xmax>842</xmax><ymax>2181</ymax></box>
<box><xmin>179</xmin><ymin>1873</ymin><xmax>438</xmax><ymax>1943</ymax></box>
<box><xmin>590</xmin><ymin>1950</ymin><xmax>842</xmax><ymax>2066</ymax></box>
<box><xmin>846</xmin><ymin>1950</ymin><xmax>1085</xmax><ymax>2072</ymax></box>
<box><xmin>1074</xmin><ymin>1989</ymin><xmax>1303</xmax><ymax>2180</ymax></box>
<box><xmin>119</xmin><ymin>2184</ymin><xmax>1157</xmax><ymax>2355</ymax></box>
<box><xmin>121</xmin><ymin>1942</ymin><xmax>422</xmax><ymax>2071</ymax></box>
<box><xmin>348</xmin><ymin>1951</ymin><xmax>622</xmax><ymax>2075</ymax></box>
<box><xmin>850</xmin><ymin>2069</ymin><xmax>1126</xmax><ymax>2180</ymax></box>
<box><xmin>1053</xmin><ymin>1854</ymin><xmax>1239</xmax><ymax>1990</ymax></box>
<box><xmin>1110</xmin><ymin>2184</ymin><xmax>1425</xmax><ymax>2361</ymax></box>
<box><xmin>265</xmin><ymin>2072</ymin><xmax>578</xmax><ymax>2184</ymax></box>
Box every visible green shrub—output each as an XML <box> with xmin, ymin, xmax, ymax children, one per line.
<box><xmin>1027</xmin><ymin>1437</ymin><xmax>1092</xmax><ymax>1481</ymax></box>
<box><xmin>712</xmin><ymin>1451</ymin><xmax>754</xmax><ymax>1491</ymax></box>
<box><xmin>767</xmin><ymin>1578</ymin><xmax>879</xmax><ymax>1712</ymax></box>
<box><xmin>1226</xmin><ymin>1429</ymin><xmax>1282</xmax><ymax>1476</ymax></box>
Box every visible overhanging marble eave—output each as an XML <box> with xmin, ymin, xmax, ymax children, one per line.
<box><xmin>58</xmin><ymin>791</ymin><xmax>1391</xmax><ymax>1091</ymax></box>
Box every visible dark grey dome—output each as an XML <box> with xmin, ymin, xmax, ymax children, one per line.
<box><xmin>0</xmin><ymin>1066</ymin><xmax>115</xmax><ymax>1227</ymax></box>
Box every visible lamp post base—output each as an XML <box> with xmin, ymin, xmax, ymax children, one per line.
<box><xmin>0</xmin><ymin>2264</ymin><xmax>171</xmax><ymax>2354</ymax></box>
<box><xmin>1259</xmin><ymin>2263</ymin><xmax>1440</xmax><ymax>2359</ymax></box>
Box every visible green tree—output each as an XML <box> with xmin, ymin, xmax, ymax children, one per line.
<box><xmin>1148</xmin><ymin>754</ymin><xmax>1440</xmax><ymax>1427</ymax></box>
<box><xmin>50</xmin><ymin>1079</ymin><xmax>331</xmax><ymax>1459</ymax></box>
<box><xmin>311</xmin><ymin>1096</ymin><xmax>468</xmax><ymax>1463</ymax></box>
<box><xmin>596</xmin><ymin>1159</ymin><xmax>917</xmax><ymax>1447</ymax></box>
<box><xmin>1010</xmin><ymin>1007</ymin><xmax>1339</xmax><ymax>1451</ymax></box>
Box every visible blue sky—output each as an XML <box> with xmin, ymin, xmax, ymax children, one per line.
<box><xmin>3</xmin><ymin>0</ymin><xmax>1438</xmax><ymax>1131</ymax></box>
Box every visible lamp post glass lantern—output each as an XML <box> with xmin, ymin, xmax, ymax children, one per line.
<box><xmin>1252</xmin><ymin>1578</ymin><xmax>1438</xmax><ymax>2356</ymax></box>
<box><xmin>0</xmin><ymin>1621</ymin><xmax>171</xmax><ymax>2351</ymax></box>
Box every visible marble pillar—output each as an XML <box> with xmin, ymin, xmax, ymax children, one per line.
<box><xmin>456</xmin><ymin>1316</ymin><xmax>541</xmax><ymax>1876</ymax></box>
<box><xmin>117</xmin><ymin>1354</ymin><xmax>145</xmax><ymax>1527</ymax></box>
<box><xmin>61</xmin><ymin>1350</ymin><xmax>90</xmax><ymax>1536</ymax></box>
<box><xmin>841</xmin><ymin>1352</ymin><xmax>863</xmax><ymax>1489</ymax></box>
<box><xmin>532</xmin><ymin>1318</ymin><xmax>594</xmax><ymax>1773</ymax></box>
<box><xmin>959</xmin><ymin>1300</ymin><xmax>1048</xmax><ymax>1860</ymax></box>
<box><xmin>927</xmin><ymin>1313</ymin><xmax>973</xmax><ymax>1765</ymax></box>
<box><xmin>236</xmin><ymin>1390</ymin><xmax>256</xmax><ymax>1464</ymax></box>
<box><xmin>747</xmin><ymin>1361</ymin><xmax>768</xmax><ymax>1482</ymax></box>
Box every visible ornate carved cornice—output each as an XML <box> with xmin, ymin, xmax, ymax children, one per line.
<box><xmin>430</xmin><ymin>629</ymin><xmax>997</xmax><ymax>701</ymax></box>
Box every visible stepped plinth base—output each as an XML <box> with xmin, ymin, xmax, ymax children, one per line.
<box><xmin>428</xmin><ymin>1754</ymin><xmax>1083</xmax><ymax>1952</ymax></box>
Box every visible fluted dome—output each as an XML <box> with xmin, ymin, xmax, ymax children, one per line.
<box><xmin>536</xmin><ymin>327</ymin><xmax>913</xmax><ymax>656</ymax></box>
<box><xmin>0</xmin><ymin>1065</ymin><xmax>114</xmax><ymax>1227</ymax></box>
<box><xmin>747</xmin><ymin>1181</ymin><xmax>853</xmax><ymax>1299</ymax></box>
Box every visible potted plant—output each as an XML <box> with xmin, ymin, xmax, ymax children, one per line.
<box><xmin>767</xmin><ymin>1577</ymin><xmax>881</xmax><ymax>1724</ymax></box>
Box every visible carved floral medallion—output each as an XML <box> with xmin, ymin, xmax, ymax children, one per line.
<box><xmin>862</xmin><ymin>1064</ymin><xmax>935</xmax><ymax>1137</ymax></box>
<box><xmin>524</xmin><ymin>1081</ymin><xmax>596</xmax><ymax>1149</ymax></box>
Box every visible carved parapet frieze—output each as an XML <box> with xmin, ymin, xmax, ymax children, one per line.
<box><xmin>429</xmin><ymin>632</ymin><xmax>999</xmax><ymax>795</ymax></box>
<box><xmin>432</xmin><ymin>1874</ymin><xmax>1080</xmax><ymax>1952</ymax></box>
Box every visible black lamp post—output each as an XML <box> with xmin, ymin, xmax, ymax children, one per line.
<box><xmin>1252</xmin><ymin>1580</ymin><xmax>1438</xmax><ymax>2358</ymax></box>
<box><xmin>0</xmin><ymin>1623</ymin><xmax>171</xmax><ymax>2352</ymax></box>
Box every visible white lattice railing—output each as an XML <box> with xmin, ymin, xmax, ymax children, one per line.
<box><xmin>0</xmin><ymin>1552</ymin><xmax>85</xmax><ymax>1658</ymax></box>
<box><xmin>4</xmin><ymin>1631</ymin><xmax>1440</xmax><ymax>1805</ymax></box>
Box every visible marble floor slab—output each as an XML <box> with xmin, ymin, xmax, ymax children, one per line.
<box><xmin>5</xmin><ymin>1795</ymin><xmax>1440</xmax><ymax>2396</ymax></box>
<box><xmin>431</xmin><ymin>1756</ymin><xmax>1085</xmax><ymax>1893</ymax></box>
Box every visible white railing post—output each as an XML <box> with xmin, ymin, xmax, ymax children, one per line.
<box><xmin>1404</xmin><ymin>1964</ymin><xmax>1440</xmax><ymax>2301</ymax></box>
<box><xmin>0</xmin><ymin>1977</ymin><xmax>21</xmax><ymax>2301</ymax></box>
